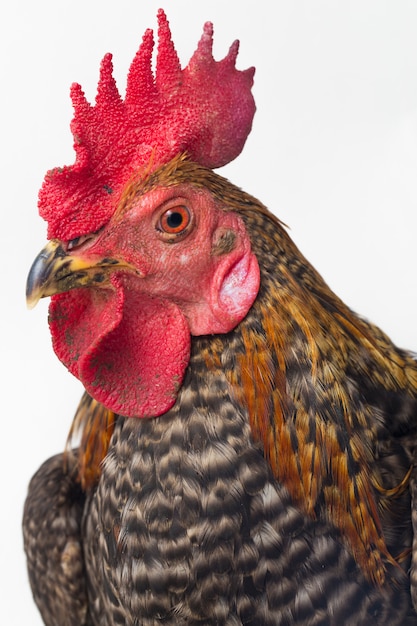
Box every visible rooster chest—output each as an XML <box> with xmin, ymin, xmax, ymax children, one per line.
<box><xmin>82</xmin><ymin>382</ymin><xmax>277</xmax><ymax>622</ymax></box>
<box><xmin>81</xmin><ymin>376</ymin><xmax>416</xmax><ymax>625</ymax></box>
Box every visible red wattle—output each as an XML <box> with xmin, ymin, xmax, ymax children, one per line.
<box><xmin>48</xmin><ymin>275</ymin><xmax>190</xmax><ymax>418</ymax></box>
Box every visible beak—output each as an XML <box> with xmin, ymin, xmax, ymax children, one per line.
<box><xmin>26</xmin><ymin>239</ymin><xmax>135</xmax><ymax>309</ymax></box>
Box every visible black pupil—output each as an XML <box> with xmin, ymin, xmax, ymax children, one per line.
<box><xmin>166</xmin><ymin>211</ymin><xmax>184</xmax><ymax>229</ymax></box>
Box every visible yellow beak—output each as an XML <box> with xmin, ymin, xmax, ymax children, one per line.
<box><xmin>26</xmin><ymin>239</ymin><xmax>133</xmax><ymax>309</ymax></box>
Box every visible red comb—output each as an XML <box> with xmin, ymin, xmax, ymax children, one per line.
<box><xmin>39</xmin><ymin>9</ymin><xmax>256</xmax><ymax>240</ymax></box>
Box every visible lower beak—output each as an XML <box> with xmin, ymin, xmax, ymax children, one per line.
<box><xmin>26</xmin><ymin>239</ymin><xmax>134</xmax><ymax>309</ymax></box>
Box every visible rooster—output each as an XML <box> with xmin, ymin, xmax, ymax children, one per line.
<box><xmin>23</xmin><ymin>9</ymin><xmax>417</xmax><ymax>626</ymax></box>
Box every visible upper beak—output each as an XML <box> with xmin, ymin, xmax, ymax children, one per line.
<box><xmin>26</xmin><ymin>239</ymin><xmax>135</xmax><ymax>309</ymax></box>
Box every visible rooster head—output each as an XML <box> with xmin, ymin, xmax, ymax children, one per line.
<box><xmin>26</xmin><ymin>10</ymin><xmax>260</xmax><ymax>418</ymax></box>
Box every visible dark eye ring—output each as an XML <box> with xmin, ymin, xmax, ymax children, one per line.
<box><xmin>158</xmin><ymin>206</ymin><xmax>192</xmax><ymax>235</ymax></box>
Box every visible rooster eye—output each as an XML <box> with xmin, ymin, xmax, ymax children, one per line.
<box><xmin>158</xmin><ymin>206</ymin><xmax>191</xmax><ymax>236</ymax></box>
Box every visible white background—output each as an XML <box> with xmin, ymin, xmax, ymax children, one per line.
<box><xmin>2</xmin><ymin>1</ymin><xmax>417</xmax><ymax>623</ymax></box>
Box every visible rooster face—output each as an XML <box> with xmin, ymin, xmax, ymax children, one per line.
<box><xmin>27</xmin><ymin>174</ymin><xmax>260</xmax><ymax>418</ymax></box>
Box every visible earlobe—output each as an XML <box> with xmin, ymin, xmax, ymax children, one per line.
<box><xmin>215</xmin><ymin>248</ymin><xmax>260</xmax><ymax>332</ymax></box>
<box><xmin>184</xmin><ymin>214</ymin><xmax>260</xmax><ymax>337</ymax></box>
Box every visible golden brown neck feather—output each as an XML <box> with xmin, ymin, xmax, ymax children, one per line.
<box><xmin>231</xmin><ymin>201</ymin><xmax>417</xmax><ymax>585</ymax></box>
<box><xmin>66</xmin><ymin>393</ymin><xmax>116</xmax><ymax>491</ymax></box>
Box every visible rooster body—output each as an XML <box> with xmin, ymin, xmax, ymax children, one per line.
<box><xmin>24</xmin><ymin>12</ymin><xmax>417</xmax><ymax>626</ymax></box>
